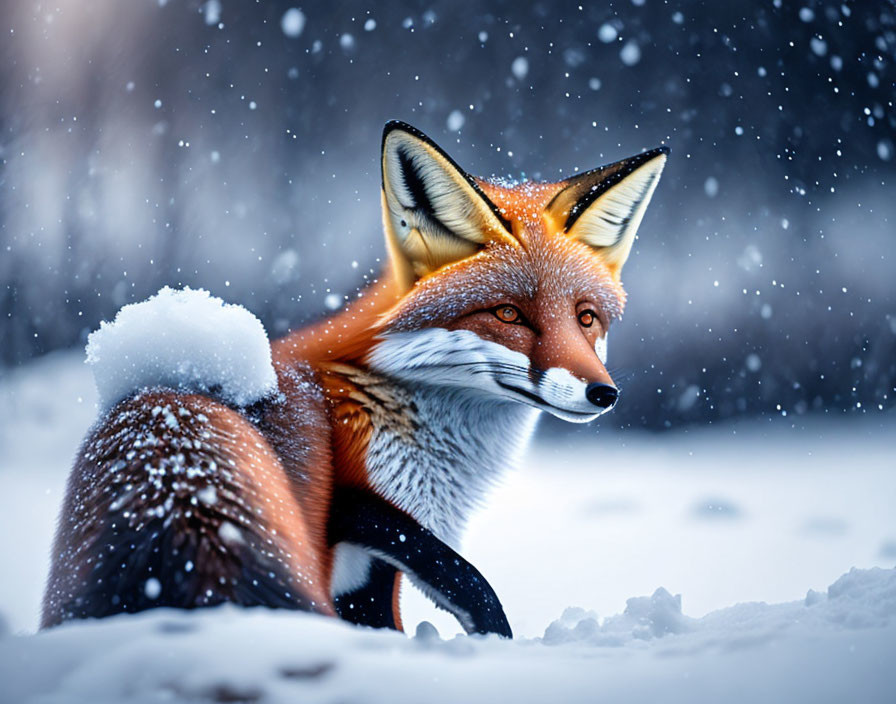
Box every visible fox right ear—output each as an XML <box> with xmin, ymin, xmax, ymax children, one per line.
<box><xmin>545</xmin><ymin>147</ymin><xmax>668</xmax><ymax>279</ymax></box>
<box><xmin>381</xmin><ymin>121</ymin><xmax>514</xmax><ymax>290</ymax></box>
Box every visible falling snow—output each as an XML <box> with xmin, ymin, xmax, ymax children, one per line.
<box><xmin>619</xmin><ymin>41</ymin><xmax>641</xmax><ymax>67</ymax></box>
<box><xmin>598</xmin><ymin>23</ymin><xmax>617</xmax><ymax>43</ymax></box>
<box><xmin>280</xmin><ymin>7</ymin><xmax>305</xmax><ymax>38</ymax></box>
<box><xmin>2</xmin><ymin>2</ymin><xmax>892</xmax><ymax>428</ymax></box>
<box><xmin>447</xmin><ymin>109</ymin><xmax>466</xmax><ymax>132</ymax></box>
<box><xmin>1</xmin><ymin>5</ymin><xmax>895</xmax><ymax>699</ymax></box>
<box><xmin>202</xmin><ymin>0</ymin><xmax>221</xmax><ymax>26</ymax></box>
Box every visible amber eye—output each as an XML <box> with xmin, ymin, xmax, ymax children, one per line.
<box><xmin>578</xmin><ymin>310</ymin><xmax>597</xmax><ymax>328</ymax></box>
<box><xmin>494</xmin><ymin>305</ymin><xmax>522</xmax><ymax>324</ymax></box>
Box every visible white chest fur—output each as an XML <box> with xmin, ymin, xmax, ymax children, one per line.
<box><xmin>329</xmin><ymin>380</ymin><xmax>538</xmax><ymax>598</ymax></box>
<box><xmin>363</xmin><ymin>382</ymin><xmax>539</xmax><ymax>549</ymax></box>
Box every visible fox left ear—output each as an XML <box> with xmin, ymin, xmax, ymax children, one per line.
<box><xmin>381</xmin><ymin>121</ymin><xmax>514</xmax><ymax>291</ymax></box>
<box><xmin>545</xmin><ymin>147</ymin><xmax>668</xmax><ymax>278</ymax></box>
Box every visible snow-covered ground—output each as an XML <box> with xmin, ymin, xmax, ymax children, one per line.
<box><xmin>4</xmin><ymin>568</ymin><xmax>896</xmax><ymax>704</ymax></box>
<box><xmin>1</xmin><ymin>351</ymin><xmax>894</xmax><ymax>702</ymax></box>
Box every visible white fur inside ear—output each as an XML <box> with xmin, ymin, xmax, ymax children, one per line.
<box><xmin>570</xmin><ymin>153</ymin><xmax>666</xmax><ymax>252</ymax></box>
<box><xmin>383</xmin><ymin>131</ymin><xmax>501</xmax><ymax>244</ymax></box>
<box><xmin>595</xmin><ymin>334</ymin><xmax>608</xmax><ymax>364</ymax></box>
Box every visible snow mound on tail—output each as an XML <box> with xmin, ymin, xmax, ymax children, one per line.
<box><xmin>86</xmin><ymin>287</ymin><xmax>277</xmax><ymax>409</ymax></box>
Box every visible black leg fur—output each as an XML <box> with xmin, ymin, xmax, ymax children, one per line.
<box><xmin>333</xmin><ymin>559</ymin><xmax>401</xmax><ymax>630</ymax></box>
<box><xmin>328</xmin><ymin>487</ymin><xmax>512</xmax><ymax>638</ymax></box>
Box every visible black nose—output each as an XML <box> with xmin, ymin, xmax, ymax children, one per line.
<box><xmin>585</xmin><ymin>383</ymin><xmax>618</xmax><ymax>409</ymax></box>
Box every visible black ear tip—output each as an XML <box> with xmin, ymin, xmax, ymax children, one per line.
<box><xmin>655</xmin><ymin>145</ymin><xmax>671</xmax><ymax>157</ymax></box>
<box><xmin>383</xmin><ymin>119</ymin><xmax>414</xmax><ymax>133</ymax></box>
<box><xmin>382</xmin><ymin>120</ymin><xmax>426</xmax><ymax>147</ymax></box>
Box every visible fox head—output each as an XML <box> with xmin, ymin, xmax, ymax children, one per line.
<box><xmin>368</xmin><ymin>121</ymin><xmax>667</xmax><ymax>423</ymax></box>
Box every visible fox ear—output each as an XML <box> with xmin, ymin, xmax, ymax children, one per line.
<box><xmin>381</xmin><ymin>121</ymin><xmax>513</xmax><ymax>290</ymax></box>
<box><xmin>545</xmin><ymin>147</ymin><xmax>668</xmax><ymax>278</ymax></box>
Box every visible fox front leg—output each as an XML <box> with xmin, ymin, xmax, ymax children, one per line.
<box><xmin>327</xmin><ymin>487</ymin><xmax>512</xmax><ymax>638</ymax></box>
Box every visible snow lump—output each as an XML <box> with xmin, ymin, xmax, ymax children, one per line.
<box><xmin>86</xmin><ymin>287</ymin><xmax>277</xmax><ymax>410</ymax></box>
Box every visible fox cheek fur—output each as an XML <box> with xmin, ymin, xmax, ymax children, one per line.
<box><xmin>43</xmin><ymin>120</ymin><xmax>667</xmax><ymax>636</ymax></box>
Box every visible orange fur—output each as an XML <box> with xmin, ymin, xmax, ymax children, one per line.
<box><xmin>391</xmin><ymin>571</ymin><xmax>404</xmax><ymax>632</ymax></box>
<box><xmin>44</xmin><ymin>390</ymin><xmax>335</xmax><ymax>626</ymax></box>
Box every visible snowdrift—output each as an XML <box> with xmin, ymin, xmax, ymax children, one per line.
<box><xmin>1</xmin><ymin>565</ymin><xmax>894</xmax><ymax>703</ymax></box>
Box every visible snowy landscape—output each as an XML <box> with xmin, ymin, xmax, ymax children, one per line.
<box><xmin>1</xmin><ymin>347</ymin><xmax>894</xmax><ymax>702</ymax></box>
<box><xmin>1</xmin><ymin>1</ymin><xmax>895</xmax><ymax>702</ymax></box>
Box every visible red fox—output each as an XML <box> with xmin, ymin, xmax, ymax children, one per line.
<box><xmin>42</xmin><ymin>121</ymin><xmax>667</xmax><ymax>636</ymax></box>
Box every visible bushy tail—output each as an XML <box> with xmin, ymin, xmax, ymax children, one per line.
<box><xmin>42</xmin><ymin>390</ymin><xmax>333</xmax><ymax>627</ymax></box>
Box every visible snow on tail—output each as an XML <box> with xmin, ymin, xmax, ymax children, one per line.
<box><xmin>86</xmin><ymin>287</ymin><xmax>278</xmax><ymax>409</ymax></box>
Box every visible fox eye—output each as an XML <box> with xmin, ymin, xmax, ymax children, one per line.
<box><xmin>493</xmin><ymin>305</ymin><xmax>522</xmax><ymax>324</ymax></box>
<box><xmin>577</xmin><ymin>309</ymin><xmax>597</xmax><ymax>328</ymax></box>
